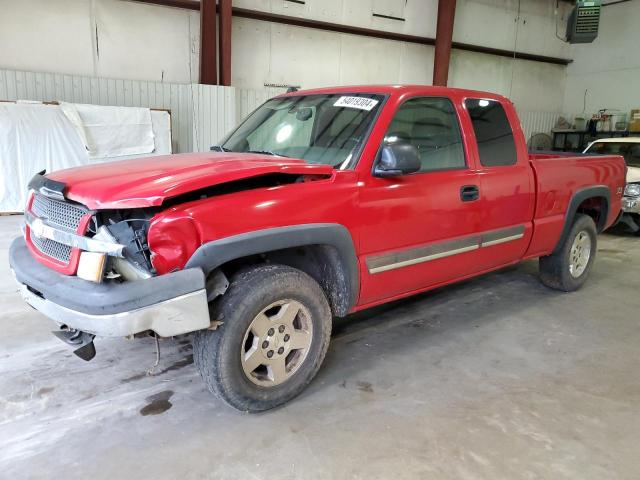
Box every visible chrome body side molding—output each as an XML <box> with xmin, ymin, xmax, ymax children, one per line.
<box><xmin>367</xmin><ymin>225</ymin><xmax>526</xmax><ymax>274</ymax></box>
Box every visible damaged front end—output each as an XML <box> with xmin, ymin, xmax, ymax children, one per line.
<box><xmin>92</xmin><ymin>209</ymin><xmax>156</xmax><ymax>282</ymax></box>
<box><xmin>12</xmin><ymin>195</ymin><xmax>211</xmax><ymax>361</ymax></box>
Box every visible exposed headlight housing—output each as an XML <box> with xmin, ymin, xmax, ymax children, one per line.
<box><xmin>624</xmin><ymin>183</ymin><xmax>640</xmax><ymax>197</ymax></box>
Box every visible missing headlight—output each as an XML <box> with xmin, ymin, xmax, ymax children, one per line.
<box><xmin>94</xmin><ymin>209</ymin><xmax>157</xmax><ymax>280</ymax></box>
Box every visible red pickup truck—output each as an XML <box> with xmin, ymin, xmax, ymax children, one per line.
<box><xmin>10</xmin><ymin>85</ymin><xmax>625</xmax><ymax>411</ymax></box>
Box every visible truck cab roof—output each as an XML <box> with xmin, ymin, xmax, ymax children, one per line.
<box><xmin>277</xmin><ymin>84</ymin><xmax>513</xmax><ymax>104</ymax></box>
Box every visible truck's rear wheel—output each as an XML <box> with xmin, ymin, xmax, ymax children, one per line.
<box><xmin>194</xmin><ymin>264</ymin><xmax>332</xmax><ymax>412</ymax></box>
<box><xmin>539</xmin><ymin>213</ymin><xmax>597</xmax><ymax>292</ymax></box>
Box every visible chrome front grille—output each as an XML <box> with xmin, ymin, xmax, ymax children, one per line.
<box><xmin>29</xmin><ymin>230</ymin><xmax>73</xmax><ymax>263</ymax></box>
<box><xmin>29</xmin><ymin>193</ymin><xmax>89</xmax><ymax>265</ymax></box>
<box><xmin>31</xmin><ymin>193</ymin><xmax>88</xmax><ymax>231</ymax></box>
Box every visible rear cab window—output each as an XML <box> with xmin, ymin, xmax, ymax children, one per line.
<box><xmin>465</xmin><ymin>99</ymin><xmax>517</xmax><ymax>167</ymax></box>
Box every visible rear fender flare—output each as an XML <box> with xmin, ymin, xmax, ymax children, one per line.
<box><xmin>553</xmin><ymin>186</ymin><xmax>610</xmax><ymax>254</ymax></box>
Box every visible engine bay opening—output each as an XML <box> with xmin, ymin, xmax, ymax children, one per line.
<box><xmin>92</xmin><ymin>208</ymin><xmax>158</xmax><ymax>281</ymax></box>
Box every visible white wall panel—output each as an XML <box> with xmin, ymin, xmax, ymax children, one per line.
<box><xmin>1</xmin><ymin>0</ymin><xmax>571</xmax><ymax>117</ymax></box>
<box><xmin>231</xmin><ymin>18</ymin><xmax>272</xmax><ymax>91</ymax></box>
<box><xmin>398</xmin><ymin>43</ymin><xmax>434</xmax><ymax>85</ymax></box>
<box><xmin>454</xmin><ymin>0</ymin><xmax>571</xmax><ymax>59</ymax></box>
<box><xmin>563</xmin><ymin>2</ymin><xmax>640</xmax><ymax>116</ymax></box>
<box><xmin>509</xmin><ymin>60</ymin><xmax>566</xmax><ymax>113</ymax></box>
<box><xmin>233</xmin><ymin>0</ymin><xmax>569</xmax><ymax>57</ymax></box>
<box><xmin>517</xmin><ymin>110</ymin><xmax>565</xmax><ymax>145</ymax></box>
<box><xmin>449</xmin><ymin>50</ymin><xmax>566</xmax><ymax>113</ymax></box>
<box><xmin>564</xmin><ymin>69</ymin><xmax>640</xmax><ymax>119</ymax></box>
<box><xmin>273</xmin><ymin>0</ymin><xmax>344</xmax><ymax>23</ymax></box>
<box><xmin>0</xmin><ymin>0</ymin><xmax>197</xmax><ymax>83</ymax></box>
<box><xmin>336</xmin><ymin>0</ymin><xmax>439</xmax><ymax>37</ymax></box>
<box><xmin>269</xmin><ymin>24</ymin><xmax>342</xmax><ymax>88</ymax></box>
<box><xmin>399</xmin><ymin>0</ymin><xmax>439</xmax><ymax>38</ymax></box>
<box><xmin>232</xmin><ymin>18</ymin><xmax>436</xmax><ymax>90</ymax></box>
<box><xmin>0</xmin><ymin>66</ymin><xmax>565</xmax><ymax>159</ymax></box>
<box><xmin>237</xmin><ymin>88</ymin><xmax>271</xmax><ymax>121</ymax></box>
<box><xmin>236</xmin><ymin>86</ymin><xmax>284</xmax><ymax>121</ymax></box>
<box><xmin>0</xmin><ymin>0</ymin><xmax>95</xmax><ymax>77</ymax></box>
<box><xmin>0</xmin><ymin>68</ymin><xmax>194</xmax><ymax>153</ymax></box>
<box><xmin>93</xmin><ymin>0</ymin><xmax>197</xmax><ymax>83</ymax></box>
<box><xmin>235</xmin><ymin>0</ymin><xmax>440</xmax><ymax>37</ymax></box>
<box><xmin>337</xmin><ymin>35</ymin><xmax>403</xmax><ymax>85</ymax></box>
<box><xmin>0</xmin><ymin>68</ymin><xmax>289</xmax><ymax>155</ymax></box>
<box><xmin>372</xmin><ymin>0</ymin><xmax>406</xmax><ymax>19</ymax></box>
<box><xmin>449</xmin><ymin>50</ymin><xmax>513</xmax><ymax>96</ymax></box>
<box><xmin>191</xmin><ymin>84</ymin><xmax>237</xmax><ymax>152</ymax></box>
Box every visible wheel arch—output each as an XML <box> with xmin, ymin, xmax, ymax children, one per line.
<box><xmin>185</xmin><ymin>224</ymin><xmax>359</xmax><ymax>317</ymax></box>
<box><xmin>553</xmin><ymin>186</ymin><xmax>610</xmax><ymax>254</ymax></box>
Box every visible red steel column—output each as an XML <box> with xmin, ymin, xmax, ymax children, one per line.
<box><xmin>432</xmin><ymin>0</ymin><xmax>457</xmax><ymax>86</ymax></box>
<box><xmin>200</xmin><ymin>0</ymin><xmax>217</xmax><ymax>84</ymax></box>
<box><xmin>219</xmin><ymin>0</ymin><xmax>232</xmax><ymax>86</ymax></box>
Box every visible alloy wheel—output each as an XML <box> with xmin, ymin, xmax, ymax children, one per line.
<box><xmin>240</xmin><ymin>299</ymin><xmax>313</xmax><ymax>386</ymax></box>
<box><xmin>569</xmin><ymin>230</ymin><xmax>591</xmax><ymax>278</ymax></box>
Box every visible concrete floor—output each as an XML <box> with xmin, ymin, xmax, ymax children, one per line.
<box><xmin>1</xmin><ymin>214</ymin><xmax>639</xmax><ymax>479</ymax></box>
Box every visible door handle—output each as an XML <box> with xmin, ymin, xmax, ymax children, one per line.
<box><xmin>460</xmin><ymin>185</ymin><xmax>479</xmax><ymax>202</ymax></box>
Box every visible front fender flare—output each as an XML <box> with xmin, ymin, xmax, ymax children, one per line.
<box><xmin>185</xmin><ymin>223</ymin><xmax>359</xmax><ymax>313</ymax></box>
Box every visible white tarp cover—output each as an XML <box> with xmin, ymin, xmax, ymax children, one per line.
<box><xmin>148</xmin><ymin>110</ymin><xmax>172</xmax><ymax>157</ymax></box>
<box><xmin>0</xmin><ymin>102</ymin><xmax>171</xmax><ymax>212</ymax></box>
<box><xmin>0</xmin><ymin>102</ymin><xmax>88</xmax><ymax>212</ymax></box>
<box><xmin>59</xmin><ymin>102</ymin><xmax>155</xmax><ymax>158</ymax></box>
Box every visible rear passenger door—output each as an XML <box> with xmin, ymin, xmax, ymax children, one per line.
<box><xmin>358</xmin><ymin>96</ymin><xmax>483</xmax><ymax>305</ymax></box>
<box><xmin>463</xmin><ymin>98</ymin><xmax>535</xmax><ymax>270</ymax></box>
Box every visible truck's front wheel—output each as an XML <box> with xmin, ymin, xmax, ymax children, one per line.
<box><xmin>194</xmin><ymin>264</ymin><xmax>332</xmax><ymax>412</ymax></box>
<box><xmin>539</xmin><ymin>213</ymin><xmax>597</xmax><ymax>291</ymax></box>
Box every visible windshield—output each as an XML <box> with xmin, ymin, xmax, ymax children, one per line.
<box><xmin>221</xmin><ymin>93</ymin><xmax>385</xmax><ymax>169</ymax></box>
<box><xmin>587</xmin><ymin>141</ymin><xmax>640</xmax><ymax>168</ymax></box>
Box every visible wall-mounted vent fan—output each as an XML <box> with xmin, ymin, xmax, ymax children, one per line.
<box><xmin>566</xmin><ymin>0</ymin><xmax>602</xmax><ymax>44</ymax></box>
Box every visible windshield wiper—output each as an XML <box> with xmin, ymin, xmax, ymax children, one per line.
<box><xmin>210</xmin><ymin>145</ymin><xmax>232</xmax><ymax>152</ymax></box>
<box><xmin>246</xmin><ymin>150</ymin><xmax>290</xmax><ymax>158</ymax></box>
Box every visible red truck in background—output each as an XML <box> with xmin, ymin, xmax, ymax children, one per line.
<box><xmin>10</xmin><ymin>85</ymin><xmax>625</xmax><ymax>412</ymax></box>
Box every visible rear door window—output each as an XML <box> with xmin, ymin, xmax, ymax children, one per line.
<box><xmin>465</xmin><ymin>99</ymin><xmax>517</xmax><ymax>167</ymax></box>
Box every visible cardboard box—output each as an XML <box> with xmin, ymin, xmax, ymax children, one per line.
<box><xmin>630</xmin><ymin>109</ymin><xmax>640</xmax><ymax>133</ymax></box>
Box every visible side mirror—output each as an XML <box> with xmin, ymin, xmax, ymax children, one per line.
<box><xmin>374</xmin><ymin>142</ymin><xmax>421</xmax><ymax>177</ymax></box>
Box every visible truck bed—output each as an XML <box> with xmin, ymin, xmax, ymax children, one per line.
<box><xmin>525</xmin><ymin>153</ymin><xmax>625</xmax><ymax>257</ymax></box>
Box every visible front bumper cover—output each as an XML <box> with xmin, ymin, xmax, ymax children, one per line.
<box><xmin>10</xmin><ymin>237</ymin><xmax>210</xmax><ymax>337</ymax></box>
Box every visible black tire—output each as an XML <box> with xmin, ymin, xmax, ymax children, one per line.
<box><xmin>194</xmin><ymin>264</ymin><xmax>332</xmax><ymax>412</ymax></box>
<box><xmin>539</xmin><ymin>214</ymin><xmax>597</xmax><ymax>292</ymax></box>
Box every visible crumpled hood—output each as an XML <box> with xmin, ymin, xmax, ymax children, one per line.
<box><xmin>46</xmin><ymin>152</ymin><xmax>333</xmax><ymax>209</ymax></box>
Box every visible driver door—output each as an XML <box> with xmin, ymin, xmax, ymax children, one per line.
<box><xmin>357</xmin><ymin>96</ymin><xmax>483</xmax><ymax>306</ymax></box>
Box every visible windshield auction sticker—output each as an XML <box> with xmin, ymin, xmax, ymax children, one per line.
<box><xmin>333</xmin><ymin>96</ymin><xmax>379</xmax><ymax>111</ymax></box>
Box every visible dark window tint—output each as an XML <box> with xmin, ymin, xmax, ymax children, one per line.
<box><xmin>465</xmin><ymin>99</ymin><xmax>517</xmax><ymax>167</ymax></box>
<box><xmin>384</xmin><ymin>97</ymin><xmax>465</xmax><ymax>172</ymax></box>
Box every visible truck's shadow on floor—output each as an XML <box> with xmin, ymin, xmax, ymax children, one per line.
<box><xmin>6</xmin><ymin>249</ymin><xmax>621</xmax><ymax>419</ymax></box>
<box><xmin>114</xmin><ymin>258</ymin><xmax>598</xmax><ymax>407</ymax></box>
<box><xmin>309</xmin><ymin>261</ymin><xmax>556</xmax><ymax>387</ymax></box>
